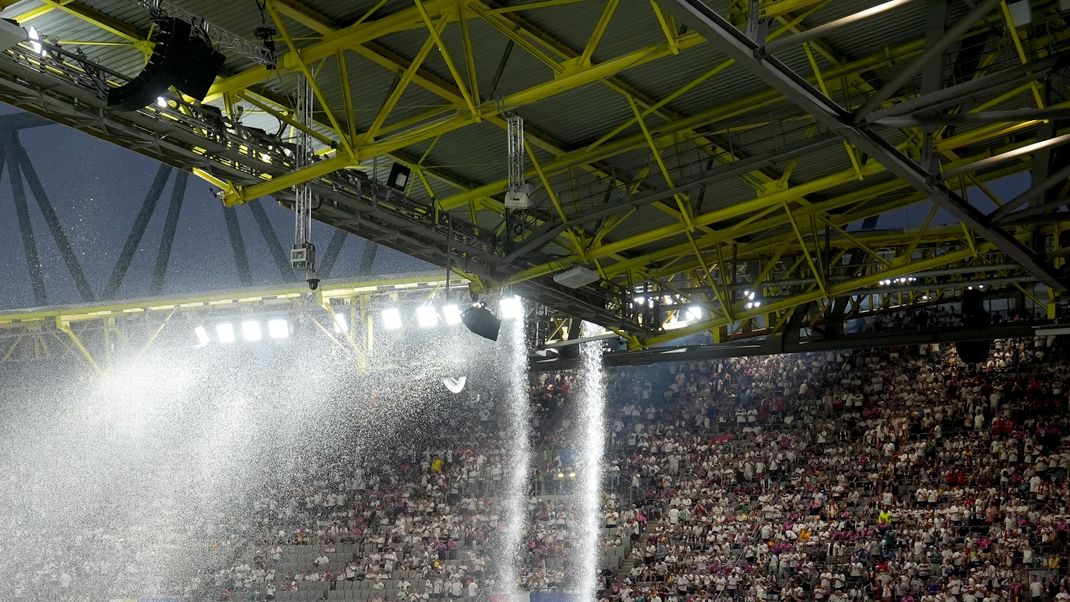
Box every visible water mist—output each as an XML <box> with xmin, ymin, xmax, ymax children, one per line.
<box><xmin>576</xmin><ymin>323</ymin><xmax>606</xmax><ymax>600</ymax></box>
<box><xmin>497</xmin><ymin>304</ymin><xmax>531</xmax><ymax>599</ymax></box>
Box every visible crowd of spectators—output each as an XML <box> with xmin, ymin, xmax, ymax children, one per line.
<box><xmin>604</xmin><ymin>337</ymin><xmax>1070</xmax><ymax>601</ymax></box>
<box><xmin>3</xmin><ymin>335</ymin><xmax>1070</xmax><ymax>601</ymax></box>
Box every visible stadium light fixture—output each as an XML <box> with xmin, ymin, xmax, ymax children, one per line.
<box><xmin>216</xmin><ymin>323</ymin><xmax>236</xmax><ymax>344</ymax></box>
<box><xmin>685</xmin><ymin>306</ymin><xmax>703</xmax><ymax>321</ymax></box>
<box><xmin>382</xmin><ymin>307</ymin><xmax>403</xmax><ymax>330</ymax></box>
<box><xmin>267</xmin><ymin>318</ymin><xmax>289</xmax><ymax>339</ymax></box>
<box><xmin>241</xmin><ymin>320</ymin><xmax>262</xmax><ymax>342</ymax></box>
<box><xmin>194</xmin><ymin>325</ymin><xmax>210</xmax><ymax>346</ymax></box>
<box><xmin>333</xmin><ymin>312</ymin><xmax>347</xmax><ymax>334</ymax></box>
<box><xmin>500</xmin><ymin>295</ymin><xmax>523</xmax><ymax>320</ymax></box>
<box><xmin>442</xmin><ymin>304</ymin><xmax>463</xmax><ymax>326</ymax></box>
<box><xmin>27</xmin><ymin>26</ymin><xmax>44</xmax><ymax>56</ymax></box>
<box><xmin>416</xmin><ymin>306</ymin><xmax>439</xmax><ymax>328</ymax></box>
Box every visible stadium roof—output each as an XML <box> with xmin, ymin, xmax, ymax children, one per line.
<box><xmin>0</xmin><ymin>0</ymin><xmax>1067</xmax><ymax>348</ymax></box>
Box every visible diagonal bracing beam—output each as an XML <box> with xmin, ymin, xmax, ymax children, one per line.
<box><xmin>104</xmin><ymin>164</ymin><xmax>172</xmax><ymax>299</ymax></box>
<box><xmin>654</xmin><ymin>0</ymin><xmax>1068</xmax><ymax>293</ymax></box>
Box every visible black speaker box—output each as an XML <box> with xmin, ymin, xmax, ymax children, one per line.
<box><xmin>108</xmin><ymin>18</ymin><xmax>191</xmax><ymax>110</ymax></box>
<box><xmin>174</xmin><ymin>35</ymin><xmax>225</xmax><ymax>102</ymax></box>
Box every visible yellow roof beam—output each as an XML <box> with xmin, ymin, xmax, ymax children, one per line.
<box><xmin>205</xmin><ymin>0</ymin><xmax>459</xmax><ymax>102</ymax></box>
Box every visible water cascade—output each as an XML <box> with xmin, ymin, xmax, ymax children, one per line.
<box><xmin>497</xmin><ymin>301</ymin><xmax>532</xmax><ymax>599</ymax></box>
<box><xmin>576</xmin><ymin>323</ymin><xmax>607</xmax><ymax>599</ymax></box>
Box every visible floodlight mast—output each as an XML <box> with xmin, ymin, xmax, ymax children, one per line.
<box><xmin>291</xmin><ymin>76</ymin><xmax>317</xmax><ymax>289</ymax></box>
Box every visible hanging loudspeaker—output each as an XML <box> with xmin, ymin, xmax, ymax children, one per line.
<box><xmin>107</xmin><ymin>18</ymin><xmax>191</xmax><ymax>110</ymax></box>
<box><xmin>173</xmin><ymin>34</ymin><xmax>225</xmax><ymax>101</ymax></box>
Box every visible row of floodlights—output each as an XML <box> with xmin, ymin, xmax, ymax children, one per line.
<box><xmin>191</xmin><ymin>298</ymin><xmax>525</xmax><ymax>345</ymax></box>
<box><xmin>633</xmin><ymin>290</ymin><xmax>763</xmax><ymax>314</ymax></box>
<box><xmin>194</xmin><ymin>319</ymin><xmax>291</xmax><ymax>345</ymax></box>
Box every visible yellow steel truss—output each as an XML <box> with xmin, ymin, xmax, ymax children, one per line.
<box><xmin>3</xmin><ymin>0</ymin><xmax>1067</xmax><ymax>350</ymax></box>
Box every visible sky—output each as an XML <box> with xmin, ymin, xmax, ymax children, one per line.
<box><xmin>0</xmin><ymin>102</ymin><xmax>431</xmax><ymax>310</ymax></box>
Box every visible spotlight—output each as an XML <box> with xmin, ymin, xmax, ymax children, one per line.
<box><xmin>685</xmin><ymin>306</ymin><xmax>703</xmax><ymax>321</ymax></box>
<box><xmin>26</xmin><ymin>26</ymin><xmax>44</xmax><ymax>56</ymax></box>
<box><xmin>382</xmin><ymin>308</ymin><xmax>403</xmax><ymax>330</ymax></box>
<box><xmin>442</xmin><ymin>304</ymin><xmax>463</xmax><ymax>326</ymax></box>
<box><xmin>254</xmin><ymin>25</ymin><xmax>278</xmax><ymax>70</ymax></box>
<box><xmin>416</xmin><ymin>306</ymin><xmax>439</xmax><ymax>328</ymax></box>
<box><xmin>194</xmin><ymin>325</ymin><xmax>210</xmax><ymax>346</ymax></box>
<box><xmin>267</xmin><ymin>319</ymin><xmax>289</xmax><ymax>339</ymax></box>
<box><xmin>387</xmin><ymin>163</ymin><xmax>412</xmax><ymax>191</ymax></box>
<box><xmin>156</xmin><ymin>96</ymin><xmax>167</xmax><ymax>108</ymax></box>
<box><xmin>500</xmin><ymin>295</ymin><xmax>523</xmax><ymax>320</ymax></box>
<box><xmin>333</xmin><ymin>312</ymin><xmax>348</xmax><ymax>334</ymax></box>
<box><xmin>216</xmin><ymin>323</ymin><xmax>236</xmax><ymax>344</ymax></box>
<box><xmin>241</xmin><ymin>320</ymin><xmax>262</xmax><ymax>342</ymax></box>
<box><xmin>461</xmin><ymin>303</ymin><xmax>501</xmax><ymax>341</ymax></box>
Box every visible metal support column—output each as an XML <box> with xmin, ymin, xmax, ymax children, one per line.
<box><xmin>104</xmin><ymin>164</ymin><xmax>172</xmax><ymax>299</ymax></box>
<box><xmin>14</xmin><ymin>139</ymin><xmax>96</xmax><ymax>301</ymax></box>
<box><xmin>319</xmin><ymin>229</ymin><xmax>348</xmax><ymax>278</ymax></box>
<box><xmin>250</xmin><ymin>200</ymin><xmax>296</xmax><ymax>280</ymax></box>
<box><xmin>6</xmin><ymin>144</ymin><xmax>46</xmax><ymax>305</ymax></box>
<box><xmin>222</xmin><ymin>204</ymin><xmax>253</xmax><ymax>286</ymax></box>
<box><xmin>358</xmin><ymin>240</ymin><xmax>379</xmax><ymax>274</ymax></box>
<box><xmin>150</xmin><ymin>170</ymin><xmax>188</xmax><ymax>295</ymax></box>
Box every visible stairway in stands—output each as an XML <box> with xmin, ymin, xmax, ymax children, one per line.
<box><xmin>610</xmin><ymin>520</ymin><xmax>661</xmax><ymax>586</ymax></box>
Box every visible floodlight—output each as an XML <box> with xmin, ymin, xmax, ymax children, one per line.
<box><xmin>241</xmin><ymin>320</ymin><xmax>262</xmax><ymax>342</ymax></box>
<box><xmin>216</xmin><ymin>323</ymin><xmax>236</xmax><ymax>344</ymax></box>
<box><xmin>267</xmin><ymin>319</ymin><xmax>289</xmax><ymax>339</ymax></box>
<box><xmin>155</xmin><ymin>96</ymin><xmax>167</xmax><ymax>108</ymax></box>
<box><xmin>333</xmin><ymin>312</ymin><xmax>348</xmax><ymax>334</ymax></box>
<box><xmin>500</xmin><ymin>295</ymin><xmax>523</xmax><ymax>320</ymax></box>
<box><xmin>194</xmin><ymin>325</ymin><xmax>210</xmax><ymax>346</ymax></box>
<box><xmin>685</xmin><ymin>306</ymin><xmax>703</xmax><ymax>321</ymax></box>
<box><xmin>442</xmin><ymin>304</ymin><xmax>462</xmax><ymax>326</ymax></box>
<box><xmin>27</xmin><ymin>26</ymin><xmax>44</xmax><ymax>56</ymax></box>
<box><xmin>416</xmin><ymin>306</ymin><xmax>439</xmax><ymax>328</ymax></box>
<box><xmin>461</xmin><ymin>304</ymin><xmax>501</xmax><ymax>341</ymax></box>
<box><xmin>382</xmin><ymin>308</ymin><xmax>403</xmax><ymax>330</ymax></box>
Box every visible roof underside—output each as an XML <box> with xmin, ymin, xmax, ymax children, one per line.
<box><xmin>0</xmin><ymin>0</ymin><xmax>1067</xmax><ymax>344</ymax></box>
